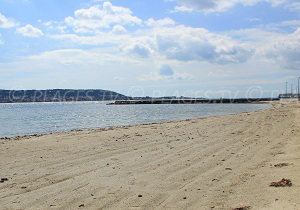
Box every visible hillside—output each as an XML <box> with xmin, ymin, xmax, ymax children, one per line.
<box><xmin>0</xmin><ymin>89</ymin><xmax>127</xmax><ymax>103</ymax></box>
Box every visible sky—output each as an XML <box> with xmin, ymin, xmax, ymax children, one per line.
<box><xmin>1</xmin><ymin>0</ymin><xmax>300</xmax><ymax>98</ymax></box>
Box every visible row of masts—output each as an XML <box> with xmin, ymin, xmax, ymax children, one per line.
<box><xmin>285</xmin><ymin>78</ymin><xmax>300</xmax><ymax>98</ymax></box>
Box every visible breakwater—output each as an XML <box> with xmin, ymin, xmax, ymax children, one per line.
<box><xmin>109</xmin><ymin>98</ymin><xmax>278</xmax><ymax>105</ymax></box>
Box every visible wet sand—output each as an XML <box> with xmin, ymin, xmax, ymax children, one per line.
<box><xmin>0</xmin><ymin>101</ymin><xmax>299</xmax><ymax>209</ymax></box>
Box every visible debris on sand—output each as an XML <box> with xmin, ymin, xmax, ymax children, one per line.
<box><xmin>274</xmin><ymin>163</ymin><xmax>289</xmax><ymax>168</ymax></box>
<box><xmin>0</xmin><ymin>178</ymin><xmax>9</xmax><ymax>183</ymax></box>
<box><xmin>232</xmin><ymin>206</ymin><xmax>251</xmax><ymax>210</ymax></box>
<box><xmin>270</xmin><ymin>178</ymin><xmax>292</xmax><ymax>187</ymax></box>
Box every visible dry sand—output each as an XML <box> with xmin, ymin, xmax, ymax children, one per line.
<box><xmin>0</xmin><ymin>101</ymin><xmax>299</xmax><ymax>210</ymax></box>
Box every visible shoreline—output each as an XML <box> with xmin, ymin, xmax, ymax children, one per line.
<box><xmin>0</xmin><ymin>103</ymin><xmax>271</xmax><ymax>140</ymax></box>
<box><xmin>0</xmin><ymin>101</ymin><xmax>299</xmax><ymax>209</ymax></box>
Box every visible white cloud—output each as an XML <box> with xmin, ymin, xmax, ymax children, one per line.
<box><xmin>51</xmin><ymin>32</ymin><xmax>132</xmax><ymax>46</ymax></box>
<box><xmin>226</xmin><ymin>28</ymin><xmax>282</xmax><ymax>43</ymax></box>
<box><xmin>155</xmin><ymin>26</ymin><xmax>254</xmax><ymax>64</ymax></box>
<box><xmin>225</xmin><ymin>21</ymin><xmax>300</xmax><ymax>70</ymax></box>
<box><xmin>139</xmin><ymin>71</ymin><xmax>194</xmax><ymax>81</ymax></box>
<box><xmin>208</xmin><ymin>69</ymin><xmax>233</xmax><ymax>78</ymax></box>
<box><xmin>56</xmin><ymin>26</ymin><xmax>67</xmax><ymax>34</ymax></box>
<box><xmin>145</xmin><ymin>18</ymin><xmax>176</xmax><ymax>27</ymax></box>
<box><xmin>26</xmin><ymin>48</ymin><xmax>140</xmax><ymax>66</ymax></box>
<box><xmin>272</xmin><ymin>20</ymin><xmax>300</xmax><ymax>28</ymax></box>
<box><xmin>3</xmin><ymin>0</ymin><xmax>300</xmax><ymax>92</ymax></box>
<box><xmin>125</xmin><ymin>41</ymin><xmax>157</xmax><ymax>58</ymax></box>
<box><xmin>113</xmin><ymin>77</ymin><xmax>126</xmax><ymax>81</ymax></box>
<box><xmin>45</xmin><ymin>2</ymin><xmax>254</xmax><ymax>66</ymax></box>
<box><xmin>226</xmin><ymin>20</ymin><xmax>300</xmax><ymax>43</ymax></box>
<box><xmin>139</xmin><ymin>64</ymin><xmax>194</xmax><ymax>81</ymax></box>
<box><xmin>26</xmin><ymin>49</ymin><xmax>110</xmax><ymax>66</ymax></box>
<box><xmin>43</xmin><ymin>20</ymin><xmax>67</xmax><ymax>33</ymax></box>
<box><xmin>172</xmin><ymin>5</ymin><xmax>194</xmax><ymax>13</ymax></box>
<box><xmin>48</xmin><ymin>2</ymin><xmax>300</xmax><ymax>72</ymax></box>
<box><xmin>261</xmin><ymin>20</ymin><xmax>300</xmax><ymax>33</ymax></box>
<box><xmin>16</xmin><ymin>24</ymin><xmax>44</xmax><ymax>37</ymax></box>
<box><xmin>52</xmin><ymin>25</ymin><xmax>254</xmax><ymax>64</ymax></box>
<box><xmin>170</xmin><ymin>0</ymin><xmax>291</xmax><ymax>13</ymax></box>
<box><xmin>0</xmin><ymin>34</ymin><xmax>3</xmax><ymax>45</ymax></box>
<box><xmin>111</xmin><ymin>24</ymin><xmax>127</xmax><ymax>34</ymax></box>
<box><xmin>43</xmin><ymin>21</ymin><xmax>53</xmax><ymax>27</ymax></box>
<box><xmin>0</xmin><ymin>13</ymin><xmax>17</xmax><ymax>28</ymax></box>
<box><xmin>260</xmin><ymin>27</ymin><xmax>300</xmax><ymax>70</ymax></box>
<box><xmin>285</xmin><ymin>2</ymin><xmax>300</xmax><ymax>12</ymax></box>
<box><xmin>65</xmin><ymin>2</ymin><xmax>142</xmax><ymax>33</ymax></box>
<box><xmin>245</xmin><ymin>18</ymin><xmax>262</xmax><ymax>22</ymax></box>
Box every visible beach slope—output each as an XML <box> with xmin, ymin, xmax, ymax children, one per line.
<box><xmin>0</xmin><ymin>101</ymin><xmax>299</xmax><ymax>209</ymax></box>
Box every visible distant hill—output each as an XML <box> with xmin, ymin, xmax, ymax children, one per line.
<box><xmin>0</xmin><ymin>89</ymin><xmax>127</xmax><ymax>103</ymax></box>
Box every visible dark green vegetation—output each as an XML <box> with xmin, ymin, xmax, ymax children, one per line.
<box><xmin>0</xmin><ymin>89</ymin><xmax>127</xmax><ymax>103</ymax></box>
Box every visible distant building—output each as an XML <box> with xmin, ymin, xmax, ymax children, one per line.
<box><xmin>278</xmin><ymin>94</ymin><xmax>300</xmax><ymax>98</ymax></box>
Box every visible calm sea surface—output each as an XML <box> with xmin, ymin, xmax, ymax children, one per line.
<box><xmin>0</xmin><ymin>102</ymin><xmax>270</xmax><ymax>138</ymax></box>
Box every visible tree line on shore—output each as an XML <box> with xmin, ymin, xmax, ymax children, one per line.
<box><xmin>0</xmin><ymin>89</ymin><xmax>127</xmax><ymax>103</ymax></box>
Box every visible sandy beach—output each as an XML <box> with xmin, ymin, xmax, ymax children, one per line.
<box><xmin>0</xmin><ymin>101</ymin><xmax>299</xmax><ymax>210</ymax></box>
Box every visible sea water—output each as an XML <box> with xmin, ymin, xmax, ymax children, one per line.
<box><xmin>0</xmin><ymin>101</ymin><xmax>270</xmax><ymax>138</ymax></box>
